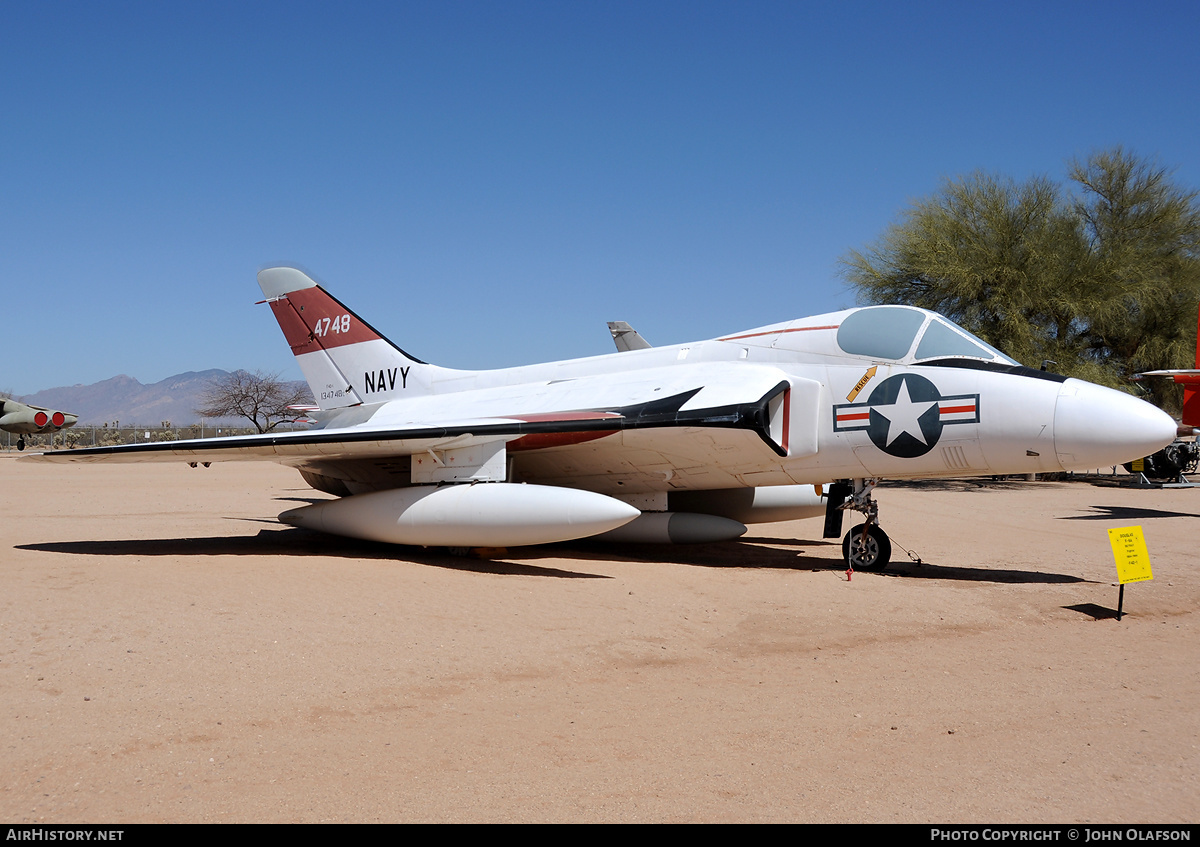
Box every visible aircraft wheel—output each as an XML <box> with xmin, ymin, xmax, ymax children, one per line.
<box><xmin>842</xmin><ymin>523</ymin><xmax>891</xmax><ymax>571</ymax></box>
<box><xmin>16</xmin><ymin>438</ymin><xmax>25</xmax><ymax>452</ymax></box>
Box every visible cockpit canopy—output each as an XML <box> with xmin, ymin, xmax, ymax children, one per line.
<box><xmin>836</xmin><ymin>306</ymin><xmax>1017</xmax><ymax>365</ymax></box>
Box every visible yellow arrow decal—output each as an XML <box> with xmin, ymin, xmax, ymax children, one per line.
<box><xmin>846</xmin><ymin>366</ymin><xmax>877</xmax><ymax>402</ymax></box>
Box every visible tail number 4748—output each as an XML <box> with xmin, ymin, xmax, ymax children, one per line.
<box><xmin>313</xmin><ymin>314</ymin><xmax>351</xmax><ymax>336</ymax></box>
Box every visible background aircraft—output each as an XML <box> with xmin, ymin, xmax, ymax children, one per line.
<box><xmin>607</xmin><ymin>321</ymin><xmax>653</xmax><ymax>353</ymax></box>
<box><xmin>1</xmin><ymin>397</ymin><xmax>77</xmax><ymax>451</ymax></box>
<box><xmin>30</xmin><ymin>267</ymin><xmax>1177</xmax><ymax>569</ymax></box>
<box><xmin>1127</xmin><ymin>305</ymin><xmax>1200</xmax><ymax>481</ymax></box>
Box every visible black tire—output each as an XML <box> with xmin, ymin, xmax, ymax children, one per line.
<box><xmin>842</xmin><ymin>523</ymin><xmax>891</xmax><ymax>570</ymax></box>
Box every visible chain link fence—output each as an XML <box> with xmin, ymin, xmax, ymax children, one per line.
<box><xmin>1</xmin><ymin>423</ymin><xmax>295</xmax><ymax>453</ymax></box>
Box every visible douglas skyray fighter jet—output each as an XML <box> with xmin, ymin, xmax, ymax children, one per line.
<box><xmin>30</xmin><ymin>267</ymin><xmax>1178</xmax><ymax>568</ymax></box>
<box><xmin>2</xmin><ymin>398</ymin><xmax>77</xmax><ymax>451</ymax></box>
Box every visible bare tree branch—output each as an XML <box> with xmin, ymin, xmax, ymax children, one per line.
<box><xmin>195</xmin><ymin>370</ymin><xmax>314</xmax><ymax>433</ymax></box>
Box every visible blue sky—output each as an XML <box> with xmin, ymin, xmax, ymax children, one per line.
<box><xmin>4</xmin><ymin>1</ymin><xmax>1198</xmax><ymax>396</ymax></box>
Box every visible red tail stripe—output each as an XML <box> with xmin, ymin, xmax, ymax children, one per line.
<box><xmin>270</xmin><ymin>287</ymin><xmax>383</xmax><ymax>352</ymax></box>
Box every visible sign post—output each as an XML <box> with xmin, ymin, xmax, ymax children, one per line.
<box><xmin>1107</xmin><ymin>526</ymin><xmax>1153</xmax><ymax>621</ymax></box>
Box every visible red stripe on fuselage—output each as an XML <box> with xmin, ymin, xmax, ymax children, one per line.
<box><xmin>508</xmin><ymin>411</ymin><xmax>623</xmax><ymax>423</ymax></box>
<box><xmin>507</xmin><ymin>430</ymin><xmax>617</xmax><ymax>452</ymax></box>
<box><xmin>504</xmin><ymin>411</ymin><xmax>623</xmax><ymax>452</ymax></box>
<box><xmin>719</xmin><ymin>325</ymin><xmax>839</xmax><ymax>342</ymax></box>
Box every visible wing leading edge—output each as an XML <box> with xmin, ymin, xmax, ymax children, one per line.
<box><xmin>27</xmin><ymin>364</ymin><xmax>810</xmax><ymax>479</ymax></box>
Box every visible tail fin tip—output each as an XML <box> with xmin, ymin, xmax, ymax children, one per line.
<box><xmin>258</xmin><ymin>266</ymin><xmax>319</xmax><ymax>300</ymax></box>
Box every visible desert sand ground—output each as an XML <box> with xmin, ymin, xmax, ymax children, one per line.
<box><xmin>1</xmin><ymin>455</ymin><xmax>1197</xmax><ymax>823</ymax></box>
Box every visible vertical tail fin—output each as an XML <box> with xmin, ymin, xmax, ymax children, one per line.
<box><xmin>257</xmin><ymin>267</ymin><xmax>451</xmax><ymax>410</ymax></box>
<box><xmin>1185</xmin><ymin>306</ymin><xmax>1200</xmax><ymax>428</ymax></box>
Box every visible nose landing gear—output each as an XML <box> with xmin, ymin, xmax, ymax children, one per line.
<box><xmin>843</xmin><ymin>521</ymin><xmax>892</xmax><ymax>571</ymax></box>
<box><xmin>825</xmin><ymin>478</ymin><xmax>892</xmax><ymax>571</ymax></box>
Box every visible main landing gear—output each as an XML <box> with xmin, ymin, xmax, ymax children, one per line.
<box><xmin>825</xmin><ymin>478</ymin><xmax>892</xmax><ymax>571</ymax></box>
<box><xmin>16</xmin><ymin>435</ymin><xmax>25</xmax><ymax>451</ymax></box>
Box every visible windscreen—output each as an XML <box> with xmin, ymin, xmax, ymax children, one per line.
<box><xmin>914</xmin><ymin>317</ymin><xmax>1017</xmax><ymax>364</ymax></box>
<box><xmin>836</xmin><ymin>306</ymin><xmax>926</xmax><ymax>360</ymax></box>
<box><xmin>837</xmin><ymin>306</ymin><xmax>1018</xmax><ymax>364</ymax></box>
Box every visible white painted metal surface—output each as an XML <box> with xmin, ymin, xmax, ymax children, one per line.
<box><xmin>30</xmin><ymin>267</ymin><xmax>1179</xmax><ymax>551</ymax></box>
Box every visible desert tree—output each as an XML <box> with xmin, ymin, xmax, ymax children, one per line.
<box><xmin>841</xmin><ymin>147</ymin><xmax>1200</xmax><ymax>411</ymax></box>
<box><xmin>1068</xmin><ymin>147</ymin><xmax>1200</xmax><ymax>407</ymax></box>
<box><xmin>842</xmin><ymin>171</ymin><xmax>1090</xmax><ymax>372</ymax></box>
<box><xmin>195</xmin><ymin>370</ymin><xmax>313</xmax><ymax>434</ymax></box>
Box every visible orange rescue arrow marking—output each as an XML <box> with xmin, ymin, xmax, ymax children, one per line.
<box><xmin>846</xmin><ymin>366</ymin><xmax>877</xmax><ymax>402</ymax></box>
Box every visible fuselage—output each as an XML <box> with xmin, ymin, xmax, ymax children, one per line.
<box><xmin>302</xmin><ymin>304</ymin><xmax>1176</xmax><ymax>495</ymax></box>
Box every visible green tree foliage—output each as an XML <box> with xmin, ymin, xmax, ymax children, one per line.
<box><xmin>841</xmin><ymin>147</ymin><xmax>1200</xmax><ymax>412</ymax></box>
<box><xmin>1069</xmin><ymin>149</ymin><xmax>1200</xmax><ymax>407</ymax></box>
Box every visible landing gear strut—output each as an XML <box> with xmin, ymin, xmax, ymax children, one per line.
<box><xmin>827</xmin><ymin>478</ymin><xmax>891</xmax><ymax>571</ymax></box>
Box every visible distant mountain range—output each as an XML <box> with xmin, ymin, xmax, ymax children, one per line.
<box><xmin>15</xmin><ymin>370</ymin><xmax>310</xmax><ymax>428</ymax></box>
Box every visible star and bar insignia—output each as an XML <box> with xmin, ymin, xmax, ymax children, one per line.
<box><xmin>833</xmin><ymin>373</ymin><xmax>980</xmax><ymax>458</ymax></box>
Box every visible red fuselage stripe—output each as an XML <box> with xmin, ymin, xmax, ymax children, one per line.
<box><xmin>720</xmin><ymin>325</ymin><xmax>839</xmax><ymax>342</ymax></box>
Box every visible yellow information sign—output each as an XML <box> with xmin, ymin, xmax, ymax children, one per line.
<box><xmin>1108</xmin><ymin>525</ymin><xmax>1153</xmax><ymax>584</ymax></box>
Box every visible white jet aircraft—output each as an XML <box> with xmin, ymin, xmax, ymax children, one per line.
<box><xmin>30</xmin><ymin>267</ymin><xmax>1178</xmax><ymax>569</ymax></box>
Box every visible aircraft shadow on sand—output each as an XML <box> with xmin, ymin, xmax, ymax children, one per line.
<box><xmin>13</xmin><ymin>530</ymin><xmax>1087</xmax><ymax>585</ymax></box>
<box><xmin>612</xmin><ymin>530</ymin><xmax>1086</xmax><ymax>584</ymax></box>
<box><xmin>1058</xmin><ymin>504</ymin><xmax>1200</xmax><ymax>521</ymax></box>
<box><xmin>14</xmin><ymin>528</ymin><xmax>606</xmax><ymax>579</ymax></box>
<box><xmin>881</xmin><ymin>478</ymin><xmax>1045</xmax><ymax>492</ymax></box>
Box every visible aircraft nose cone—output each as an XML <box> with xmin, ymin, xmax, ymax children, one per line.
<box><xmin>1054</xmin><ymin>380</ymin><xmax>1177</xmax><ymax>470</ymax></box>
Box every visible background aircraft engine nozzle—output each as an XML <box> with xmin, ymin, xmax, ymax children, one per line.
<box><xmin>1053</xmin><ymin>379</ymin><xmax>1178</xmax><ymax>470</ymax></box>
<box><xmin>278</xmin><ymin>483</ymin><xmax>640</xmax><ymax>548</ymax></box>
<box><xmin>1</xmin><ymin>404</ymin><xmax>76</xmax><ymax>434</ymax></box>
